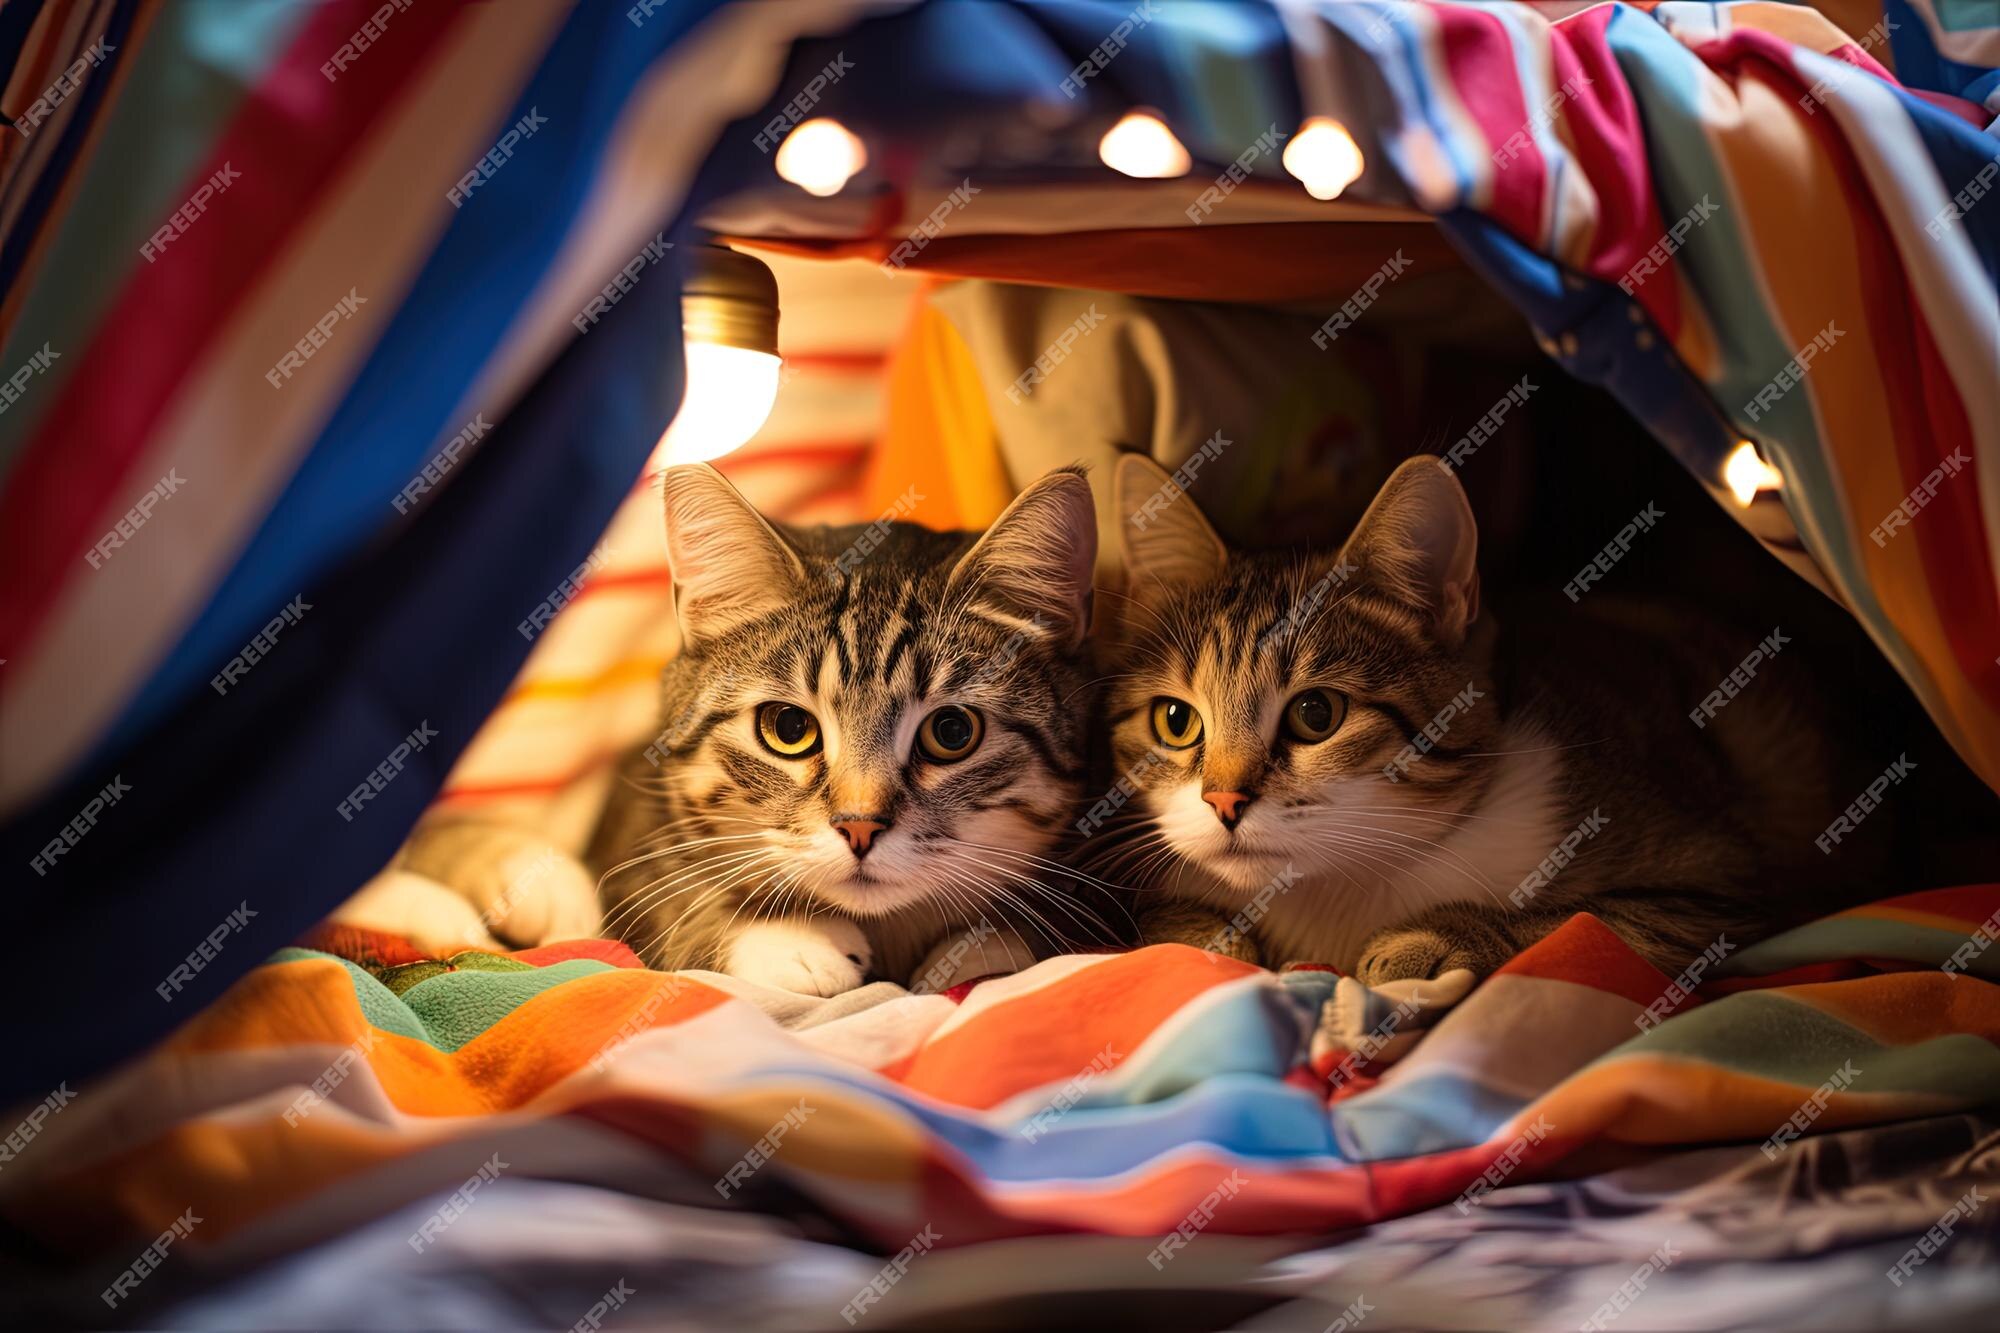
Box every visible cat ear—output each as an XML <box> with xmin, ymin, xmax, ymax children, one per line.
<box><xmin>661</xmin><ymin>463</ymin><xmax>805</xmax><ymax>645</ymax></box>
<box><xmin>947</xmin><ymin>466</ymin><xmax>1097</xmax><ymax>649</ymax></box>
<box><xmin>1338</xmin><ymin>456</ymin><xmax>1481</xmax><ymax>649</ymax></box>
<box><xmin>1116</xmin><ymin>452</ymin><xmax>1226</xmax><ymax>606</ymax></box>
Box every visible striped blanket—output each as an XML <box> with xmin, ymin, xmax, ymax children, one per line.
<box><xmin>7</xmin><ymin>886</ymin><xmax>1998</xmax><ymax>1322</ymax></box>
<box><xmin>4</xmin><ymin>0</ymin><xmax>1998</xmax><ymax>1110</ymax></box>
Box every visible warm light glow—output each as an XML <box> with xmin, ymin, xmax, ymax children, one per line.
<box><xmin>654</xmin><ymin>342</ymin><xmax>782</xmax><ymax>467</ymax></box>
<box><xmin>774</xmin><ymin>118</ymin><xmax>866</xmax><ymax>197</ymax></box>
<box><xmin>1098</xmin><ymin>111</ymin><xmax>1190</xmax><ymax>178</ymax></box>
<box><xmin>1283</xmin><ymin>116</ymin><xmax>1366</xmax><ymax>200</ymax></box>
<box><xmin>1724</xmin><ymin>440</ymin><xmax>1783</xmax><ymax>506</ymax></box>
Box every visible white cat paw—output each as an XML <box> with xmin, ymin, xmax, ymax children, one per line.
<box><xmin>725</xmin><ymin>918</ymin><xmax>872</xmax><ymax>997</ymax></box>
<box><xmin>334</xmin><ymin>870</ymin><xmax>505</xmax><ymax>954</ymax></box>
<box><xmin>470</xmin><ymin>842</ymin><xmax>603</xmax><ymax>947</ymax></box>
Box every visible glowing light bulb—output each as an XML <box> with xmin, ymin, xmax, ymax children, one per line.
<box><xmin>1283</xmin><ymin>117</ymin><xmax>1366</xmax><ymax>200</ymax></box>
<box><xmin>1098</xmin><ymin>111</ymin><xmax>1190</xmax><ymax>178</ymax></box>
<box><xmin>774</xmin><ymin>118</ymin><xmax>866</xmax><ymax>197</ymax></box>
<box><xmin>1724</xmin><ymin>440</ymin><xmax>1783</xmax><ymax>506</ymax></box>
<box><xmin>654</xmin><ymin>343</ymin><xmax>783</xmax><ymax>467</ymax></box>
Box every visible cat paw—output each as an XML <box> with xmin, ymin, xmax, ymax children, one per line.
<box><xmin>1356</xmin><ymin>902</ymin><xmax>1520</xmax><ymax>986</ymax></box>
<box><xmin>334</xmin><ymin>871</ymin><xmax>505</xmax><ymax>954</ymax></box>
<box><xmin>1202</xmin><ymin>926</ymin><xmax>1262</xmax><ymax>967</ymax></box>
<box><xmin>725</xmin><ymin>919</ymin><xmax>872</xmax><ymax>997</ymax></box>
<box><xmin>1138</xmin><ymin>902</ymin><xmax>1263</xmax><ymax>967</ymax></box>
<box><xmin>402</xmin><ymin>820</ymin><xmax>603</xmax><ymax>947</ymax></box>
<box><xmin>1355</xmin><ymin>925</ymin><xmax>1493</xmax><ymax>986</ymax></box>
<box><xmin>908</xmin><ymin>923</ymin><xmax>1036</xmax><ymax>993</ymax></box>
<box><xmin>474</xmin><ymin>843</ymin><xmax>603</xmax><ymax>947</ymax></box>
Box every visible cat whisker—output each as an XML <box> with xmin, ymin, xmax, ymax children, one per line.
<box><xmin>960</xmin><ymin>876</ymin><xmax>1071</xmax><ymax>960</ymax></box>
<box><xmin>1286</xmin><ymin>834</ymin><xmax>1419</xmax><ymax>900</ymax></box>
<box><xmin>604</xmin><ymin>847</ymin><xmax>777</xmax><ymax>929</ymax></box>
<box><xmin>1316</xmin><ymin>812</ymin><xmax>1498</xmax><ymax>872</ymax></box>
<box><xmin>939</xmin><ymin>837</ymin><xmax>1142</xmax><ymax>901</ymax></box>
<box><xmin>1451</xmin><ymin>739</ymin><xmax>1609</xmax><ymax>759</ymax></box>
<box><xmin>1123</xmin><ymin>839</ymin><xmax>1192</xmax><ymax>893</ymax></box>
<box><xmin>1321</xmin><ymin>822</ymin><xmax>1496</xmax><ymax>895</ymax></box>
<box><xmin>1293</xmin><ymin>828</ymin><xmax>1509</xmax><ymax>910</ymax></box>
<box><xmin>926</xmin><ymin>873</ymin><xmax>1006</xmax><ymax>975</ymax></box>
<box><xmin>1304</xmin><ymin>803</ymin><xmax>1529</xmax><ymax>828</ymax></box>
<box><xmin>642</xmin><ymin>879</ymin><xmax>751</xmax><ymax>969</ymax></box>
<box><xmin>1062</xmin><ymin>672</ymin><xmax>1129</xmax><ymax>707</ymax></box>
<box><xmin>709</xmin><ymin>857</ymin><xmax>800</xmax><ymax>950</ymax></box>
<box><xmin>604</xmin><ymin>848</ymin><xmax>780</xmax><ymax>937</ymax></box>
<box><xmin>597</xmin><ymin>832</ymin><xmax>770</xmax><ymax>883</ymax></box>
<box><xmin>938</xmin><ymin>845</ymin><xmax>1128</xmax><ymax>945</ymax></box>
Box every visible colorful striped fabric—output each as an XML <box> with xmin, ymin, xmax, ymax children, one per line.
<box><xmin>1434</xmin><ymin>0</ymin><xmax>2000</xmax><ymax>794</ymax></box>
<box><xmin>0</xmin><ymin>0</ymin><xmax>898</xmax><ymax>1095</ymax></box>
<box><xmin>2</xmin><ymin>0</ymin><xmax>1996</xmax><ymax>1102</ymax></box>
<box><xmin>5</xmin><ymin>886</ymin><xmax>1997</xmax><ymax>1269</ymax></box>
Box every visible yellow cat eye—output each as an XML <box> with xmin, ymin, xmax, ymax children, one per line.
<box><xmin>1151</xmin><ymin>697</ymin><xmax>1203</xmax><ymax>749</ymax></box>
<box><xmin>756</xmin><ymin>702</ymin><xmax>822</xmax><ymax>758</ymax></box>
<box><xmin>1283</xmin><ymin>688</ymin><xmax>1346</xmax><ymax>743</ymax></box>
<box><xmin>917</xmin><ymin>705</ymin><xmax>984</xmax><ymax>763</ymax></box>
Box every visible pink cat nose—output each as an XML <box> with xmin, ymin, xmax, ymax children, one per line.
<box><xmin>1203</xmin><ymin>791</ymin><xmax>1253</xmax><ymax>828</ymax></box>
<box><xmin>832</xmin><ymin>816</ymin><xmax>889</xmax><ymax>858</ymax></box>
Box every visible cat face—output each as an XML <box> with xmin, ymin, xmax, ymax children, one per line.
<box><xmin>649</xmin><ymin>464</ymin><xmax>1096</xmax><ymax>918</ymax></box>
<box><xmin>1104</xmin><ymin>454</ymin><xmax>1499</xmax><ymax>894</ymax></box>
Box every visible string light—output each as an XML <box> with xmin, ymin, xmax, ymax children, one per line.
<box><xmin>1283</xmin><ymin>117</ymin><xmax>1366</xmax><ymax>200</ymax></box>
<box><xmin>1724</xmin><ymin>440</ymin><xmax>1783</xmax><ymax>506</ymax></box>
<box><xmin>1098</xmin><ymin>111</ymin><xmax>1190</xmax><ymax>178</ymax></box>
<box><xmin>774</xmin><ymin>118</ymin><xmax>866</xmax><ymax>197</ymax></box>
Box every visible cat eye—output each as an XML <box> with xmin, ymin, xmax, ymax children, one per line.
<box><xmin>756</xmin><ymin>702</ymin><xmax>822</xmax><ymax>758</ymax></box>
<box><xmin>1151</xmin><ymin>697</ymin><xmax>1203</xmax><ymax>749</ymax></box>
<box><xmin>1282</xmin><ymin>688</ymin><xmax>1346</xmax><ymax>744</ymax></box>
<box><xmin>917</xmin><ymin>705</ymin><xmax>984</xmax><ymax>762</ymax></box>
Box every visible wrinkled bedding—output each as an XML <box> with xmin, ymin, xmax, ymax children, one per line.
<box><xmin>5</xmin><ymin>887</ymin><xmax>1999</xmax><ymax>1328</ymax></box>
<box><xmin>152</xmin><ymin>1115</ymin><xmax>2000</xmax><ymax>1330</ymax></box>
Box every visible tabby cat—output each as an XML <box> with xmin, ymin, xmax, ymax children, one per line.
<box><xmin>1098</xmin><ymin>452</ymin><xmax>1886</xmax><ymax>984</ymax></box>
<box><xmin>581</xmin><ymin>462</ymin><xmax>1104</xmax><ymax>995</ymax></box>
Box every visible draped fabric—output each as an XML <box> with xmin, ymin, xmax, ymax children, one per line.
<box><xmin>5</xmin><ymin>889</ymin><xmax>1999</xmax><ymax>1319</ymax></box>
<box><xmin>1</xmin><ymin>0</ymin><xmax>1995</xmax><ymax>1103</ymax></box>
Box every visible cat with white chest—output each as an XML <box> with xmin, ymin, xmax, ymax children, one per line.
<box><xmin>582</xmin><ymin>462</ymin><xmax>1107</xmax><ymax>994</ymax></box>
<box><xmin>385</xmin><ymin>463</ymin><xmax>1112</xmax><ymax>994</ymax></box>
<box><xmin>1096</xmin><ymin>452</ymin><xmax>1896</xmax><ymax>983</ymax></box>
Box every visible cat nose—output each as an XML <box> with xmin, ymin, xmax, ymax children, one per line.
<box><xmin>832</xmin><ymin>815</ymin><xmax>890</xmax><ymax>857</ymax></box>
<box><xmin>1202</xmin><ymin>790</ymin><xmax>1253</xmax><ymax>829</ymax></box>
